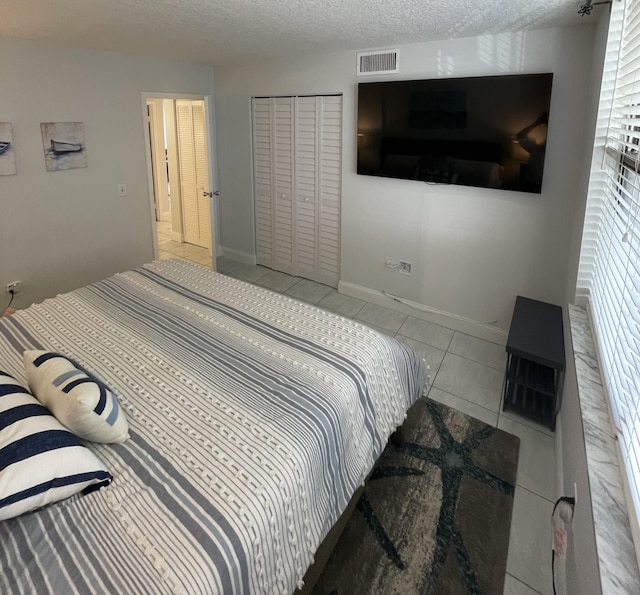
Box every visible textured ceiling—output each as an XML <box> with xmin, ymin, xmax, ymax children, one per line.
<box><xmin>1</xmin><ymin>0</ymin><xmax>598</xmax><ymax>66</ymax></box>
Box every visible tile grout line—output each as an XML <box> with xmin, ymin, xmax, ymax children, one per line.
<box><xmin>505</xmin><ymin>572</ymin><xmax>545</xmax><ymax>595</ymax></box>
<box><xmin>395</xmin><ymin>331</ymin><xmax>450</xmax><ymax>354</ymax></box>
<box><xmin>443</xmin><ymin>330</ymin><xmax>455</xmax><ymax>352</ymax></box>
<box><xmin>517</xmin><ymin>483</ymin><xmax>556</xmax><ymax>505</ymax></box>
<box><xmin>444</xmin><ymin>349</ymin><xmax>507</xmax><ymax>373</ymax></box>
<box><xmin>351</xmin><ymin>300</ymin><xmax>367</xmax><ymax>319</ymax></box>
<box><xmin>497</xmin><ymin>412</ymin><xmax>555</xmax><ymax>440</ymax></box>
<box><xmin>427</xmin><ymin>385</ymin><xmax>500</xmax><ymax>424</ymax></box>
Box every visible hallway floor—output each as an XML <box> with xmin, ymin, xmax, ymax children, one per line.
<box><xmin>156</xmin><ymin>220</ymin><xmax>213</xmax><ymax>268</ymax></box>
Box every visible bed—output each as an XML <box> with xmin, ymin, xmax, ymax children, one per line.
<box><xmin>0</xmin><ymin>259</ymin><xmax>427</xmax><ymax>594</ymax></box>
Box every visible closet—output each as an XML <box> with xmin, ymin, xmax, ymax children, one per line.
<box><xmin>252</xmin><ymin>94</ymin><xmax>342</xmax><ymax>287</ymax></box>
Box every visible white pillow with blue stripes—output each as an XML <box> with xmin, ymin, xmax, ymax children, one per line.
<box><xmin>0</xmin><ymin>371</ymin><xmax>112</xmax><ymax>521</ymax></box>
<box><xmin>24</xmin><ymin>351</ymin><xmax>129</xmax><ymax>444</ymax></box>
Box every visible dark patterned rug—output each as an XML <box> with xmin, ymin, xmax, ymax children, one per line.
<box><xmin>312</xmin><ymin>398</ymin><xmax>520</xmax><ymax>595</ymax></box>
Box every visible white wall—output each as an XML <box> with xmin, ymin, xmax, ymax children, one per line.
<box><xmin>557</xmin><ymin>12</ymin><xmax>610</xmax><ymax>595</ymax></box>
<box><xmin>0</xmin><ymin>37</ymin><xmax>214</xmax><ymax>306</ymax></box>
<box><xmin>214</xmin><ymin>25</ymin><xmax>597</xmax><ymax>330</ymax></box>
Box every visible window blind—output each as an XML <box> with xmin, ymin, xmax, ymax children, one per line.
<box><xmin>578</xmin><ymin>0</ymin><xmax>640</xmax><ymax>522</ymax></box>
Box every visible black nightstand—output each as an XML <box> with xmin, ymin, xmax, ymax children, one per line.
<box><xmin>502</xmin><ymin>296</ymin><xmax>565</xmax><ymax>431</ymax></box>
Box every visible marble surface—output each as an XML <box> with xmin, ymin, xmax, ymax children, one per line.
<box><xmin>568</xmin><ymin>304</ymin><xmax>640</xmax><ymax>594</ymax></box>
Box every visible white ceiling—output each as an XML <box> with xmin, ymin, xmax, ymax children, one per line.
<box><xmin>1</xmin><ymin>0</ymin><xmax>599</xmax><ymax>66</ymax></box>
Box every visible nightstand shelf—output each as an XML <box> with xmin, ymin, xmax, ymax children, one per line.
<box><xmin>502</xmin><ymin>296</ymin><xmax>565</xmax><ymax>431</ymax></box>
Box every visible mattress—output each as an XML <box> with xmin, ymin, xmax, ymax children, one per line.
<box><xmin>0</xmin><ymin>259</ymin><xmax>426</xmax><ymax>594</ymax></box>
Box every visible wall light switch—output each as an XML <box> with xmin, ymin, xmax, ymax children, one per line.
<box><xmin>117</xmin><ymin>184</ymin><xmax>127</xmax><ymax>197</ymax></box>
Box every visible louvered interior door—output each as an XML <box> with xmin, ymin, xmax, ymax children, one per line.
<box><xmin>192</xmin><ymin>100</ymin><xmax>212</xmax><ymax>252</ymax></box>
<box><xmin>253</xmin><ymin>98</ymin><xmax>274</xmax><ymax>268</ymax></box>
<box><xmin>294</xmin><ymin>97</ymin><xmax>319</xmax><ymax>281</ymax></box>
<box><xmin>294</xmin><ymin>95</ymin><xmax>342</xmax><ymax>287</ymax></box>
<box><xmin>176</xmin><ymin>100</ymin><xmax>212</xmax><ymax>250</ymax></box>
<box><xmin>177</xmin><ymin>101</ymin><xmax>199</xmax><ymax>246</ymax></box>
<box><xmin>315</xmin><ymin>95</ymin><xmax>342</xmax><ymax>287</ymax></box>
<box><xmin>253</xmin><ymin>97</ymin><xmax>295</xmax><ymax>274</ymax></box>
<box><xmin>252</xmin><ymin>94</ymin><xmax>341</xmax><ymax>286</ymax></box>
<box><xmin>272</xmin><ymin>97</ymin><xmax>295</xmax><ymax>275</ymax></box>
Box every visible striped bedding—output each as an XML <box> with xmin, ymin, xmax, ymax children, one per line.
<box><xmin>0</xmin><ymin>259</ymin><xmax>426</xmax><ymax>594</ymax></box>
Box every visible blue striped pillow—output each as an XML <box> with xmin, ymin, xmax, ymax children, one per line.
<box><xmin>0</xmin><ymin>371</ymin><xmax>112</xmax><ymax>521</ymax></box>
<box><xmin>24</xmin><ymin>351</ymin><xmax>129</xmax><ymax>444</ymax></box>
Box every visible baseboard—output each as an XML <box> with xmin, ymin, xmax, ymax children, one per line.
<box><xmin>170</xmin><ymin>231</ymin><xmax>184</xmax><ymax>243</ymax></box>
<box><xmin>338</xmin><ymin>281</ymin><xmax>508</xmax><ymax>345</ymax></box>
<box><xmin>219</xmin><ymin>246</ymin><xmax>257</xmax><ymax>266</ymax></box>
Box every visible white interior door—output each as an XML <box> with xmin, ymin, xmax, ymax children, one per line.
<box><xmin>293</xmin><ymin>96</ymin><xmax>317</xmax><ymax>281</ymax></box>
<box><xmin>253</xmin><ymin>97</ymin><xmax>274</xmax><ymax>268</ymax></box>
<box><xmin>253</xmin><ymin>96</ymin><xmax>295</xmax><ymax>274</ymax></box>
<box><xmin>252</xmin><ymin>94</ymin><xmax>341</xmax><ymax>286</ymax></box>
<box><xmin>147</xmin><ymin>100</ymin><xmax>171</xmax><ymax>223</ymax></box>
<box><xmin>176</xmin><ymin>99</ymin><xmax>212</xmax><ymax>251</ymax></box>
<box><xmin>315</xmin><ymin>95</ymin><xmax>342</xmax><ymax>287</ymax></box>
<box><xmin>294</xmin><ymin>95</ymin><xmax>342</xmax><ymax>287</ymax></box>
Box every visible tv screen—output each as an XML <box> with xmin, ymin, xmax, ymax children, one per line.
<box><xmin>357</xmin><ymin>73</ymin><xmax>553</xmax><ymax>193</ymax></box>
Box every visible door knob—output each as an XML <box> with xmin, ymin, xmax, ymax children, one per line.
<box><xmin>203</xmin><ymin>191</ymin><xmax>221</xmax><ymax>197</ymax></box>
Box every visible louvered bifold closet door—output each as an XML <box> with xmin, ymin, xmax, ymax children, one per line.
<box><xmin>273</xmin><ymin>98</ymin><xmax>295</xmax><ymax>274</ymax></box>
<box><xmin>253</xmin><ymin>98</ymin><xmax>274</xmax><ymax>268</ymax></box>
<box><xmin>315</xmin><ymin>95</ymin><xmax>342</xmax><ymax>287</ymax></box>
<box><xmin>253</xmin><ymin>97</ymin><xmax>295</xmax><ymax>274</ymax></box>
<box><xmin>253</xmin><ymin>94</ymin><xmax>342</xmax><ymax>285</ymax></box>
<box><xmin>294</xmin><ymin>97</ymin><xmax>319</xmax><ymax>281</ymax></box>
<box><xmin>294</xmin><ymin>95</ymin><xmax>342</xmax><ymax>287</ymax></box>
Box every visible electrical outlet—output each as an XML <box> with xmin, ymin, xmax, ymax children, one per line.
<box><xmin>385</xmin><ymin>257</ymin><xmax>396</xmax><ymax>269</ymax></box>
<box><xmin>398</xmin><ymin>261</ymin><xmax>412</xmax><ymax>275</ymax></box>
<box><xmin>6</xmin><ymin>281</ymin><xmax>22</xmax><ymax>294</ymax></box>
<box><xmin>117</xmin><ymin>184</ymin><xmax>127</xmax><ymax>197</ymax></box>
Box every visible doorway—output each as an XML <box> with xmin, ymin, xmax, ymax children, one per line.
<box><xmin>143</xmin><ymin>94</ymin><xmax>218</xmax><ymax>270</ymax></box>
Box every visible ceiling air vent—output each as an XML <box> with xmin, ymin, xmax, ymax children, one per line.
<box><xmin>357</xmin><ymin>49</ymin><xmax>399</xmax><ymax>76</ymax></box>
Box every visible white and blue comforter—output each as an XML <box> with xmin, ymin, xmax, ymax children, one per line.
<box><xmin>0</xmin><ymin>260</ymin><xmax>426</xmax><ymax>594</ymax></box>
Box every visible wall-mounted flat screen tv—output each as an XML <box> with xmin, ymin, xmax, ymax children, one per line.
<box><xmin>357</xmin><ymin>73</ymin><xmax>553</xmax><ymax>193</ymax></box>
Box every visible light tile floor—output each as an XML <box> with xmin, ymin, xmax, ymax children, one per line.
<box><xmin>211</xmin><ymin>257</ymin><xmax>556</xmax><ymax>595</ymax></box>
<box><xmin>155</xmin><ymin>221</ymin><xmax>214</xmax><ymax>268</ymax></box>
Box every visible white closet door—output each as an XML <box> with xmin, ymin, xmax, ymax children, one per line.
<box><xmin>252</xmin><ymin>96</ymin><xmax>295</xmax><ymax>273</ymax></box>
<box><xmin>272</xmin><ymin>97</ymin><xmax>295</xmax><ymax>274</ymax></box>
<box><xmin>293</xmin><ymin>95</ymin><xmax>342</xmax><ymax>286</ymax></box>
<box><xmin>315</xmin><ymin>95</ymin><xmax>342</xmax><ymax>288</ymax></box>
<box><xmin>294</xmin><ymin>96</ymin><xmax>318</xmax><ymax>281</ymax></box>
<box><xmin>253</xmin><ymin>97</ymin><xmax>274</xmax><ymax>268</ymax></box>
<box><xmin>252</xmin><ymin>94</ymin><xmax>342</xmax><ymax>286</ymax></box>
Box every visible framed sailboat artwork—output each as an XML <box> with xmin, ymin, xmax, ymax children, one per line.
<box><xmin>0</xmin><ymin>122</ymin><xmax>17</xmax><ymax>176</ymax></box>
<box><xmin>41</xmin><ymin>122</ymin><xmax>87</xmax><ymax>171</ymax></box>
